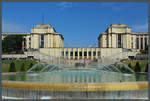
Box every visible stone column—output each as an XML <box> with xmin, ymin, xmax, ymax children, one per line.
<box><xmin>49</xmin><ymin>34</ymin><xmax>51</xmax><ymax>47</ymax></box>
<box><xmin>109</xmin><ymin>34</ymin><xmax>112</xmax><ymax>48</ymax></box>
<box><xmin>82</xmin><ymin>48</ymin><xmax>84</xmax><ymax>59</ymax></box>
<box><xmin>91</xmin><ymin>48</ymin><xmax>93</xmax><ymax>60</ymax></box>
<box><xmin>95</xmin><ymin>48</ymin><xmax>98</xmax><ymax>59</ymax></box>
<box><xmin>45</xmin><ymin>35</ymin><xmax>48</xmax><ymax>48</ymax></box>
<box><xmin>127</xmin><ymin>34</ymin><xmax>130</xmax><ymax>49</ymax></box>
<box><xmin>68</xmin><ymin>49</ymin><xmax>70</xmax><ymax>60</ymax></box>
<box><xmin>51</xmin><ymin>34</ymin><xmax>53</xmax><ymax>48</ymax></box>
<box><xmin>77</xmin><ymin>48</ymin><xmax>79</xmax><ymax>60</ymax></box>
<box><xmin>31</xmin><ymin>34</ymin><xmax>34</xmax><ymax>49</ymax></box>
<box><xmin>87</xmin><ymin>48</ymin><xmax>89</xmax><ymax>59</ymax></box>
<box><xmin>56</xmin><ymin>36</ymin><xmax>58</xmax><ymax>48</ymax></box>
<box><xmin>47</xmin><ymin>34</ymin><xmax>50</xmax><ymax>48</ymax></box>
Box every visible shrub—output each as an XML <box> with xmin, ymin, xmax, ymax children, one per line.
<box><xmin>145</xmin><ymin>63</ymin><xmax>148</xmax><ymax>72</ymax></box>
<box><xmin>34</xmin><ymin>66</ymin><xmax>43</xmax><ymax>72</ymax></box>
<box><xmin>134</xmin><ymin>62</ymin><xmax>141</xmax><ymax>72</ymax></box>
<box><xmin>9</xmin><ymin>62</ymin><xmax>16</xmax><ymax>72</ymax></box>
<box><xmin>27</xmin><ymin>63</ymin><xmax>33</xmax><ymax>70</ymax></box>
<box><xmin>30</xmin><ymin>63</ymin><xmax>33</xmax><ymax>68</ymax></box>
<box><xmin>128</xmin><ymin>63</ymin><xmax>132</xmax><ymax>68</ymax></box>
<box><xmin>20</xmin><ymin>63</ymin><xmax>25</xmax><ymax>72</ymax></box>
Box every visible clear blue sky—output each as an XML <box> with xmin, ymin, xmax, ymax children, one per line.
<box><xmin>2</xmin><ymin>2</ymin><xmax>148</xmax><ymax>47</ymax></box>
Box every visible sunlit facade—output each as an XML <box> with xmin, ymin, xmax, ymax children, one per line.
<box><xmin>98</xmin><ymin>23</ymin><xmax>148</xmax><ymax>50</ymax></box>
<box><xmin>2</xmin><ymin>23</ymin><xmax>149</xmax><ymax>60</ymax></box>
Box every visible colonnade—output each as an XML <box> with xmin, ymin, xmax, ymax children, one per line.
<box><xmin>61</xmin><ymin>48</ymin><xmax>101</xmax><ymax>60</ymax></box>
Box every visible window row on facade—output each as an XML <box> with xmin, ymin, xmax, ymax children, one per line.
<box><xmin>136</xmin><ymin>37</ymin><xmax>148</xmax><ymax>49</ymax></box>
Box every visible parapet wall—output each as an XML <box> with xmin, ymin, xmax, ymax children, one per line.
<box><xmin>2</xmin><ymin>81</ymin><xmax>148</xmax><ymax>91</ymax></box>
<box><xmin>2</xmin><ymin>81</ymin><xmax>148</xmax><ymax>99</ymax></box>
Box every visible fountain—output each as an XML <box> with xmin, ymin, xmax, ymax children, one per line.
<box><xmin>2</xmin><ymin>54</ymin><xmax>148</xmax><ymax>99</ymax></box>
<box><xmin>26</xmin><ymin>62</ymin><xmax>46</xmax><ymax>72</ymax></box>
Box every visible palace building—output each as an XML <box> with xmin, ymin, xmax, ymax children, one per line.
<box><xmin>30</xmin><ymin>24</ymin><xmax>63</xmax><ymax>49</ymax></box>
<box><xmin>2</xmin><ymin>23</ymin><xmax>149</xmax><ymax>60</ymax></box>
<box><xmin>98</xmin><ymin>23</ymin><xmax>148</xmax><ymax>50</ymax></box>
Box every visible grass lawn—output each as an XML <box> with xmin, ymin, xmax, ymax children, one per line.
<box><xmin>2</xmin><ymin>60</ymin><xmax>37</xmax><ymax>73</ymax></box>
<box><xmin>122</xmin><ymin>60</ymin><xmax>148</xmax><ymax>72</ymax></box>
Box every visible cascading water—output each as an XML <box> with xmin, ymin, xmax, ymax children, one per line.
<box><xmin>114</xmin><ymin>62</ymin><xmax>135</xmax><ymax>73</ymax></box>
<box><xmin>40</xmin><ymin>64</ymin><xmax>55</xmax><ymax>72</ymax></box>
<box><xmin>26</xmin><ymin>62</ymin><xmax>46</xmax><ymax>73</ymax></box>
<box><xmin>2</xmin><ymin>51</ymin><xmax>148</xmax><ymax>99</ymax></box>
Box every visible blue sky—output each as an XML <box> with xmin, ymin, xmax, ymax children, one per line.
<box><xmin>2</xmin><ymin>2</ymin><xmax>148</xmax><ymax>47</ymax></box>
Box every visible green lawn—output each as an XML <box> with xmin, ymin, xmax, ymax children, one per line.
<box><xmin>122</xmin><ymin>60</ymin><xmax>148</xmax><ymax>72</ymax></box>
<box><xmin>2</xmin><ymin>60</ymin><xmax>37</xmax><ymax>72</ymax></box>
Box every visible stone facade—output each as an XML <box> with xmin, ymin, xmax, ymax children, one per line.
<box><xmin>2</xmin><ymin>24</ymin><xmax>64</xmax><ymax>50</ymax></box>
<box><xmin>98</xmin><ymin>23</ymin><xmax>148</xmax><ymax>50</ymax></box>
<box><xmin>30</xmin><ymin>24</ymin><xmax>64</xmax><ymax>49</ymax></box>
<box><xmin>2</xmin><ymin>23</ymin><xmax>148</xmax><ymax>60</ymax></box>
<box><xmin>39</xmin><ymin>48</ymin><xmax>101</xmax><ymax>60</ymax></box>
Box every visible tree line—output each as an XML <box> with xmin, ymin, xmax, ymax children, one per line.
<box><xmin>2</xmin><ymin>35</ymin><xmax>24</xmax><ymax>54</ymax></box>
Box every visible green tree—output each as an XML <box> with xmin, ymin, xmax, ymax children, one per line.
<box><xmin>9</xmin><ymin>62</ymin><xmax>16</xmax><ymax>72</ymax></box>
<box><xmin>20</xmin><ymin>63</ymin><xmax>25</xmax><ymax>72</ymax></box>
<box><xmin>128</xmin><ymin>63</ymin><xmax>132</xmax><ymax>68</ymax></box>
<box><xmin>2</xmin><ymin>35</ymin><xmax>23</xmax><ymax>53</ymax></box>
<box><xmin>134</xmin><ymin>62</ymin><xmax>141</xmax><ymax>72</ymax></box>
<box><xmin>27</xmin><ymin>63</ymin><xmax>33</xmax><ymax>70</ymax></box>
<box><xmin>145</xmin><ymin>63</ymin><xmax>148</xmax><ymax>72</ymax></box>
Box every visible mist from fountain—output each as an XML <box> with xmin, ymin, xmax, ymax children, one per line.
<box><xmin>26</xmin><ymin>49</ymin><xmax>136</xmax><ymax>74</ymax></box>
<box><xmin>40</xmin><ymin>64</ymin><xmax>55</xmax><ymax>72</ymax></box>
<box><xmin>48</xmin><ymin>66</ymin><xmax>58</xmax><ymax>72</ymax></box>
<box><xmin>26</xmin><ymin>62</ymin><xmax>45</xmax><ymax>73</ymax></box>
<box><xmin>115</xmin><ymin>62</ymin><xmax>135</xmax><ymax>73</ymax></box>
<box><xmin>100</xmin><ymin>50</ymin><xmax>135</xmax><ymax>74</ymax></box>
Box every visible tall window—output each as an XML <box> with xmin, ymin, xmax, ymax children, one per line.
<box><xmin>24</xmin><ymin>38</ymin><xmax>26</xmax><ymax>48</ymax></box>
<box><xmin>40</xmin><ymin>35</ymin><xmax>44</xmax><ymax>48</ymax></box>
<box><xmin>118</xmin><ymin>34</ymin><xmax>122</xmax><ymax>48</ymax></box>
<box><xmin>70</xmin><ymin>52</ymin><xmax>73</xmax><ymax>56</ymax></box>
<box><xmin>65</xmin><ymin>52</ymin><xmax>68</xmax><ymax>56</ymax></box>
<box><xmin>145</xmin><ymin>37</ymin><xmax>147</xmax><ymax>48</ymax></box>
<box><xmin>141</xmin><ymin>38</ymin><xmax>143</xmax><ymax>49</ymax></box>
<box><xmin>98</xmin><ymin>51</ymin><xmax>101</xmax><ymax>56</ymax></box>
<box><xmin>79</xmin><ymin>52</ymin><xmax>82</xmax><ymax>56</ymax></box>
<box><xmin>136</xmin><ymin>38</ymin><xmax>139</xmax><ymax>49</ymax></box>
<box><xmin>84</xmin><ymin>51</ymin><xmax>87</xmax><ymax>56</ymax></box>
<box><xmin>131</xmin><ymin>37</ymin><xmax>133</xmax><ymax>48</ymax></box>
<box><xmin>88</xmin><ymin>52</ymin><xmax>91</xmax><ymax>56</ymax></box>
<box><xmin>75</xmin><ymin>51</ymin><xmax>78</xmax><ymax>56</ymax></box>
<box><xmin>93</xmin><ymin>51</ymin><xmax>96</xmax><ymax>56</ymax></box>
<box><xmin>131</xmin><ymin>43</ymin><xmax>133</xmax><ymax>49</ymax></box>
